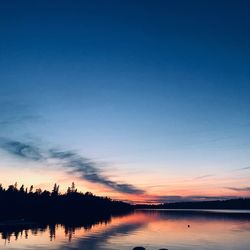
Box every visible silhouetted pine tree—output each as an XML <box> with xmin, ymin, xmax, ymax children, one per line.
<box><xmin>0</xmin><ymin>182</ymin><xmax>132</xmax><ymax>221</ymax></box>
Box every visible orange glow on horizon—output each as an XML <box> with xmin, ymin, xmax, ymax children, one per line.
<box><xmin>1</xmin><ymin>162</ymin><xmax>250</xmax><ymax>204</ymax></box>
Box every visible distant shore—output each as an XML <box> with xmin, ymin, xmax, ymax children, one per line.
<box><xmin>134</xmin><ymin>198</ymin><xmax>250</xmax><ymax>210</ymax></box>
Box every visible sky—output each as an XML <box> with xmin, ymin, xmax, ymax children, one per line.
<box><xmin>0</xmin><ymin>0</ymin><xmax>250</xmax><ymax>203</ymax></box>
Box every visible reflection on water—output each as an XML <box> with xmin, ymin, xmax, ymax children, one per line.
<box><xmin>1</xmin><ymin>210</ymin><xmax>250</xmax><ymax>250</ymax></box>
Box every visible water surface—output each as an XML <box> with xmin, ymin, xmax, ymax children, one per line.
<box><xmin>1</xmin><ymin>210</ymin><xmax>250</xmax><ymax>250</ymax></box>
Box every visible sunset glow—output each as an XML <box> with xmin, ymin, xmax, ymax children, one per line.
<box><xmin>0</xmin><ymin>0</ymin><xmax>250</xmax><ymax>204</ymax></box>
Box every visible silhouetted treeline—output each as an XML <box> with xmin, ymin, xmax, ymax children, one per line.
<box><xmin>0</xmin><ymin>182</ymin><xmax>132</xmax><ymax>221</ymax></box>
<box><xmin>135</xmin><ymin>198</ymin><xmax>250</xmax><ymax>210</ymax></box>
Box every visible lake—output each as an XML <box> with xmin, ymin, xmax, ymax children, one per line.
<box><xmin>1</xmin><ymin>209</ymin><xmax>250</xmax><ymax>250</ymax></box>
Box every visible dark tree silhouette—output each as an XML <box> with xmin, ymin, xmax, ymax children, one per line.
<box><xmin>51</xmin><ymin>183</ymin><xmax>59</xmax><ymax>197</ymax></box>
<box><xmin>0</xmin><ymin>182</ymin><xmax>132</xmax><ymax>222</ymax></box>
<box><xmin>29</xmin><ymin>185</ymin><xmax>33</xmax><ymax>193</ymax></box>
<box><xmin>19</xmin><ymin>185</ymin><xmax>25</xmax><ymax>193</ymax></box>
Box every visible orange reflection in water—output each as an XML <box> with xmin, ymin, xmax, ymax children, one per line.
<box><xmin>1</xmin><ymin>210</ymin><xmax>250</xmax><ymax>250</ymax></box>
<box><xmin>109</xmin><ymin>210</ymin><xmax>250</xmax><ymax>250</ymax></box>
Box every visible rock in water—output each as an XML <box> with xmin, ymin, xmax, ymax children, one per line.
<box><xmin>133</xmin><ymin>247</ymin><xmax>146</xmax><ymax>250</ymax></box>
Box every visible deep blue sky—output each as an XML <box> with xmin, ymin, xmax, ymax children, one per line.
<box><xmin>0</xmin><ymin>0</ymin><xmax>250</xmax><ymax>201</ymax></box>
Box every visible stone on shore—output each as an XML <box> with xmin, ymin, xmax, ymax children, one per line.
<box><xmin>132</xmin><ymin>247</ymin><xmax>168</xmax><ymax>250</ymax></box>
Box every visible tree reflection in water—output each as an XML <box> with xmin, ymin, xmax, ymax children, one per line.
<box><xmin>0</xmin><ymin>216</ymin><xmax>112</xmax><ymax>244</ymax></box>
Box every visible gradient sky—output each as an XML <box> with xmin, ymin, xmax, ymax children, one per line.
<box><xmin>0</xmin><ymin>0</ymin><xmax>250</xmax><ymax>203</ymax></box>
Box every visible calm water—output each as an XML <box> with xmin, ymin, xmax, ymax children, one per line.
<box><xmin>1</xmin><ymin>210</ymin><xmax>250</xmax><ymax>250</ymax></box>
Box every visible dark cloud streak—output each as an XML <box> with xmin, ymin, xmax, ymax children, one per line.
<box><xmin>0</xmin><ymin>138</ymin><xmax>144</xmax><ymax>195</ymax></box>
<box><xmin>238</xmin><ymin>167</ymin><xmax>250</xmax><ymax>171</ymax></box>
<box><xmin>49</xmin><ymin>149</ymin><xmax>144</xmax><ymax>194</ymax></box>
<box><xmin>0</xmin><ymin>138</ymin><xmax>43</xmax><ymax>161</ymax></box>
<box><xmin>227</xmin><ymin>187</ymin><xmax>250</xmax><ymax>192</ymax></box>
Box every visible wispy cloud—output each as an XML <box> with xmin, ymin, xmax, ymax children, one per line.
<box><xmin>0</xmin><ymin>103</ymin><xmax>41</xmax><ymax>129</ymax></box>
<box><xmin>194</xmin><ymin>174</ymin><xmax>214</xmax><ymax>180</ymax></box>
<box><xmin>237</xmin><ymin>167</ymin><xmax>250</xmax><ymax>171</ymax></box>
<box><xmin>142</xmin><ymin>195</ymin><xmax>239</xmax><ymax>204</ymax></box>
<box><xmin>0</xmin><ymin>138</ymin><xmax>43</xmax><ymax>161</ymax></box>
<box><xmin>49</xmin><ymin>149</ymin><xmax>144</xmax><ymax>194</ymax></box>
<box><xmin>227</xmin><ymin>187</ymin><xmax>250</xmax><ymax>192</ymax></box>
<box><xmin>0</xmin><ymin>115</ymin><xmax>41</xmax><ymax>127</ymax></box>
<box><xmin>0</xmin><ymin>137</ymin><xmax>144</xmax><ymax>195</ymax></box>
